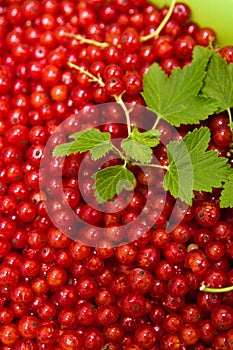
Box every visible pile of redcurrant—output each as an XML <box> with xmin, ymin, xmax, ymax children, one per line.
<box><xmin>0</xmin><ymin>0</ymin><xmax>233</xmax><ymax>349</ymax></box>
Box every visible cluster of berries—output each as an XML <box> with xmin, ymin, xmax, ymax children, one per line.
<box><xmin>0</xmin><ymin>0</ymin><xmax>233</xmax><ymax>349</ymax></box>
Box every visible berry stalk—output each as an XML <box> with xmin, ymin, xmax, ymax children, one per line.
<box><xmin>131</xmin><ymin>162</ymin><xmax>168</xmax><ymax>170</ymax></box>
<box><xmin>227</xmin><ymin>107</ymin><xmax>233</xmax><ymax>130</ymax></box>
<box><xmin>200</xmin><ymin>282</ymin><xmax>233</xmax><ymax>293</ymax></box>
<box><xmin>140</xmin><ymin>0</ymin><xmax>177</xmax><ymax>42</ymax></box>
<box><xmin>63</xmin><ymin>33</ymin><xmax>110</xmax><ymax>49</ymax></box>
<box><xmin>64</xmin><ymin>0</ymin><xmax>177</xmax><ymax>50</ymax></box>
<box><xmin>67</xmin><ymin>62</ymin><xmax>133</xmax><ymax>136</ymax></box>
<box><xmin>67</xmin><ymin>62</ymin><xmax>105</xmax><ymax>87</ymax></box>
<box><xmin>113</xmin><ymin>93</ymin><xmax>132</xmax><ymax>136</ymax></box>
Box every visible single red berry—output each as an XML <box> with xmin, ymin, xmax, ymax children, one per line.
<box><xmin>212</xmin><ymin>125</ymin><xmax>232</xmax><ymax>147</ymax></box>
<box><xmin>163</xmin><ymin>312</ymin><xmax>183</xmax><ymax>334</ymax></box>
<box><xmin>119</xmin><ymin>293</ymin><xmax>146</xmax><ymax>318</ymax></box>
<box><xmin>121</xmin><ymin>28</ymin><xmax>141</xmax><ymax>53</ymax></box>
<box><xmin>211</xmin><ymin>305</ymin><xmax>233</xmax><ymax>330</ymax></box>
<box><xmin>96</xmin><ymin>304</ymin><xmax>119</xmax><ymax>326</ymax></box>
<box><xmin>179</xmin><ymin>323</ymin><xmax>200</xmax><ymax>345</ymax></box>
<box><xmin>174</xmin><ymin>35</ymin><xmax>195</xmax><ymax>60</ymax></box>
<box><xmin>197</xmin><ymin>291</ymin><xmax>223</xmax><ymax>313</ymax></box>
<box><xmin>198</xmin><ymin>319</ymin><xmax>216</xmax><ymax>343</ymax></box>
<box><xmin>195</xmin><ymin>201</ymin><xmax>220</xmax><ymax>227</ymax></box>
<box><xmin>167</xmin><ymin>275</ymin><xmax>189</xmax><ymax>298</ymax></box>
<box><xmin>134</xmin><ymin>324</ymin><xmax>157</xmax><ymax>349</ymax></box>
<box><xmin>226</xmin><ymin>328</ymin><xmax>233</xmax><ymax>349</ymax></box>
<box><xmin>153</xmin><ymin>35</ymin><xmax>174</xmax><ymax>59</ymax></box>
<box><xmin>115</xmin><ymin>243</ymin><xmax>138</xmax><ymax>264</ymax></box>
<box><xmin>16</xmin><ymin>200</ymin><xmax>36</xmax><ymax>222</ymax></box>
<box><xmin>195</xmin><ymin>27</ymin><xmax>217</xmax><ymax>47</ymax></box>
<box><xmin>160</xmin><ymin>57</ymin><xmax>180</xmax><ymax>75</ymax></box>
<box><xmin>219</xmin><ymin>45</ymin><xmax>233</xmax><ymax>63</ymax></box>
<box><xmin>82</xmin><ymin>327</ymin><xmax>105</xmax><ymax>350</ymax></box>
<box><xmin>50</xmin><ymin>84</ymin><xmax>68</xmax><ymax>101</ymax></box>
<box><xmin>128</xmin><ymin>268</ymin><xmax>154</xmax><ymax>294</ymax></box>
<box><xmin>76</xmin><ymin>301</ymin><xmax>97</xmax><ymax>326</ymax></box>
<box><xmin>58</xmin><ymin>330</ymin><xmax>82</xmax><ymax>350</ymax></box>
<box><xmin>184</xmin><ymin>249</ymin><xmax>209</xmax><ymax>276</ymax></box>
<box><xmin>171</xmin><ymin>2</ymin><xmax>191</xmax><ymax>24</ymax></box>
<box><xmin>164</xmin><ymin>242</ymin><xmax>186</xmax><ymax>264</ymax></box>
<box><xmin>18</xmin><ymin>315</ymin><xmax>40</xmax><ymax>339</ymax></box>
<box><xmin>76</xmin><ymin>275</ymin><xmax>98</xmax><ymax>299</ymax></box>
<box><xmin>105</xmin><ymin>77</ymin><xmax>125</xmax><ymax>96</ymax></box>
<box><xmin>123</xmin><ymin>71</ymin><xmax>143</xmax><ymax>95</ymax></box>
<box><xmin>46</xmin><ymin>266</ymin><xmax>67</xmax><ymax>289</ymax></box>
<box><xmin>160</xmin><ymin>333</ymin><xmax>184</xmax><ymax>350</ymax></box>
<box><xmin>0</xmin><ymin>308</ymin><xmax>13</xmax><ymax>325</ymax></box>
<box><xmin>0</xmin><ymin>324</ymin><xmax>20</xmax><ymax>346</ymax></box>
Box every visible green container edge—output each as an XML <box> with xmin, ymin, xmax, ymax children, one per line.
<box><xmin>153</xmin><ymin>0</ymin><xmax>233</xmax><ymax>47</ymax></box>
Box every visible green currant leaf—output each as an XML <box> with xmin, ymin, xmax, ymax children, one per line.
<box><xmin>220</xmin><ymin>173</ymin><xmax>233</xmax><ymax>208</ymax></box>
<box><xmin>69</xmin><ymin>128</ymin><xmax>112</xmax><ymax>153</ymax></box>
<box><xmin>142</xmin><ymin>46</ymin><xmax>218</xmax><ymax>126</ymax></box>
<box><xmin>202</xmin><ymin>52</ymin><xmax>233</xmax><ymax>113</ymax></box>
<box><xmin>93</xmin><ymin>165</ymin><xmax>135</xmax><ymax>203</ymax></box>
<box><xmin>121</xmin><ymin>139</ymin><xmax>153</xmax><ymax>163</ymax></box>
<box><xmin>120</xmin><ymin>126</ymin><xmax>160</xmax><ymax>163</ymax></box>
<box><xmin>69</xmin><ymin>130</ymin><xmax>86</xmax><ymax>140</ymax></box>
<box><xmin>164</xmin><ymin>127</ymin><xmax>230</xmax><ymax>204</ymax></box>
<box><xmin>130</xmin><ymin>125</ymin><xmax>160</xmax><ymax>147</ymax></box>
<box><xmin>52</xmin><ymin>141</ymin><xmax>81</xmax><ymax>157</ymax></box>
<box><xmin>53</xmin><ymin>128</ymin><xmax>113</xmax><ymax>160</ymax></box>
<box><xmin>91</xmin><ymin>141</ymin><xmax>114</xmax><ymax>160</ymax></box>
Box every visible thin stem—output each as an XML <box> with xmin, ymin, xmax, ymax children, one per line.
<box><xmin>140</xmin><ymin>0</ymin><xmax>176</xmax><ymax>42</ymax></box>
<box><xmin>152</xmin><ymin>116</ymin><xmax>161</xmax><ymax>130</ymax></box>
<box><xmin>227</xmin><ymin>107</ymin><xmax>233</xmax><ymax>129</ymax></box>
<box><xmin>131</xmin><ymin>162</ymin><xmax>168</xmax><ymax>170</ymax></box>
<box><xmin>67</xmin><ymin>62</ymin><xmax>105</xmax><ymax>87</ymax></box>
<box><xmin>114</xmin><ymin>94</ymin><xmax>132</xmax><ymax>136</ymax></box>
<box><xmin>112</xmin><ymin>144</ymin><xmax>126</xmax><ymax>161</ymax></box>
<box><xmin>63</xmin><ymin>33</ymin><xmax>109</xmax><ymax>49</ymax></box>
<box><xmin>67</xmin><ymin>63</ymin><xmax>132</xmax><ymax>137</ymax></box>
<box><xmin>200</xmin><ymin>283</ymin><xmax>233</xmax><ymax>293</ymax></box>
